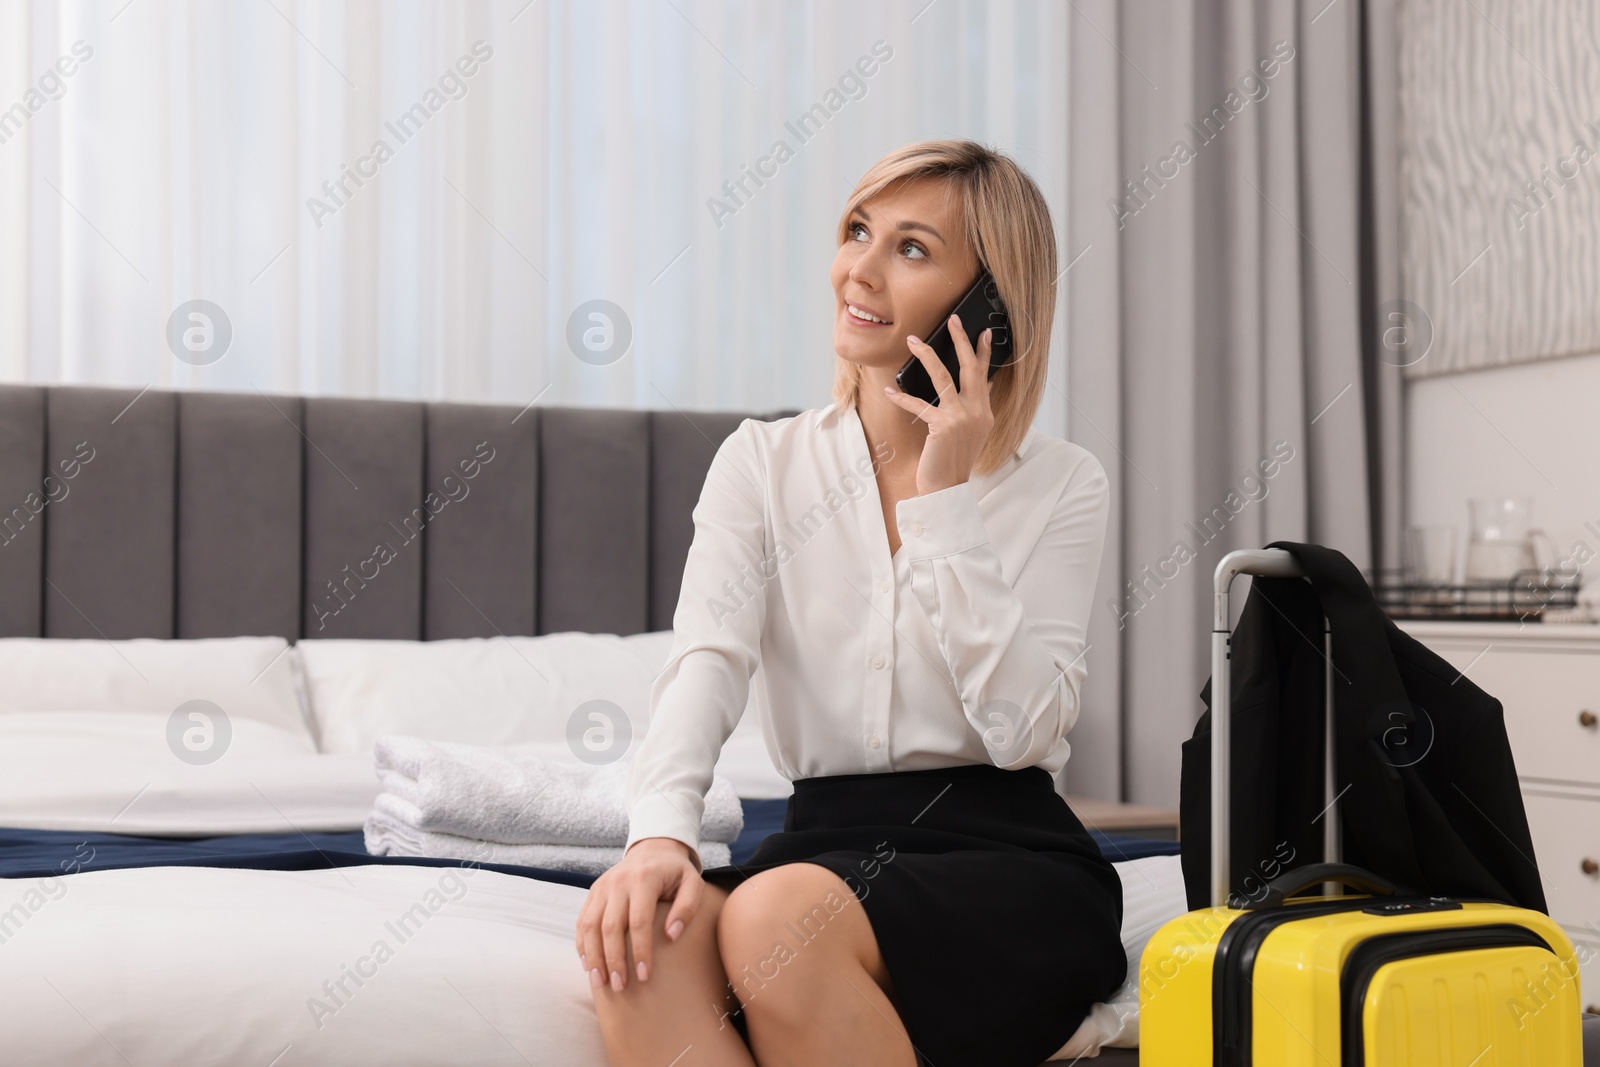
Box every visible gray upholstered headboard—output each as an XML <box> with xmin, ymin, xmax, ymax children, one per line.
<box><xmin>0</xmin><ymin>385</ymin><xmax>800</xmax><ymax>642</ymax></box>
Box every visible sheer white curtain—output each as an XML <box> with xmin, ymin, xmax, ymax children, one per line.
<box><xmin>0</xmin><ymin>0</ymin><xmax>1072</xmax><ymax>427</ymax></box>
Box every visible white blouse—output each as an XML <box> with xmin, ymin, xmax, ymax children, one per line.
<box><xmin>624</xmin><ymin>397</ymin><xmax>1111</xmax><ymax>870</ymax></box>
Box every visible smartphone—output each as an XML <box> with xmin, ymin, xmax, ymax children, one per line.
<box><xmin>894</xmin><ymin>268</ymin><xmax>1014</xmax><ymax>406</ymax></box>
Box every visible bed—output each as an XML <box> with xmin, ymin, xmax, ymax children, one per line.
<box><xmin>0</xmin><ymin>383</ymin><xmax>1221</xmax><ymax>1064</ymax></box>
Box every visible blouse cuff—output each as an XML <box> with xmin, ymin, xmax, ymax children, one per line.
<box><xmin>625</xmin><ymin>791</ymin><xmax>705</xmax><ymax>873</ymax></box>
<box><xmin>894</xmin><ymin>480</ymin><xmax>989</xmax><ymax>561</ymax></box>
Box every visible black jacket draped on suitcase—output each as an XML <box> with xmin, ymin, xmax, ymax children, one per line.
<box><xmin>1179</xmin><ymin>540</ymin><xmax>1547</xmax><ymax>915</ymax></box>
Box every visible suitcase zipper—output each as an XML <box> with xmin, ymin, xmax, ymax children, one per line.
<box><xmin>1214</xmin><ymin>896</ymin><xmax>1378</xmax><ymax>1067</ymax></box>
<box><xmin>1338</xmin><ymin>924</ymin><xmax>1553</xmax><ymax>1067</ymax></box>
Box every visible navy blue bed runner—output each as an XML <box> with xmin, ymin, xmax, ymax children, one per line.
<box><xmin>0</xmin><ymin>798</ymin><xmax>1178</xmax><ymax>886</ymax></box>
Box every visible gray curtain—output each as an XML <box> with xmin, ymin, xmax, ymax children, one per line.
<box><xmin>1059</xmin><ymin>0</ymin><xmax>1404</xmax><ymax>808</ymax></box>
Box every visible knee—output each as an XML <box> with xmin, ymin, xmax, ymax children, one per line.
<box><xmin>717</xmin><ymin>864</ymin><xmax>849</xmax><ymax>952</ymax></box>
<box><xmin>589</xmin><ymin>896</ymin><xmax>732</xmax><ymax>1023</ymax></box>
<box><xmin>637</xmin><ymin>893</ymin><xmax>730</xmax><ymax>981</ymax></box>
<box><xmin>590</xmin><ymin>896</ymin><xmax>719</xmax><ymax>998</ymax></box>
<box><xmin>716</xmin><ymin>866</ymin><xmax>861</xmax><ymax>1014</ymax></box>
<box><xmin>651</xmin><ymin>896</ymin><xmax>715</xmax><ymax>952</ymax></box>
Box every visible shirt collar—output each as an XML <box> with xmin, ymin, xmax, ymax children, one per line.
<box><xmin>817</xmin><ymin>395</ymin><xmax>848</xmax><ymax>428</ymax></box>
<box><xmin>819</xmin><ymin>396</ymin><xmax>1037</xmax><ymax>480</ymax></box>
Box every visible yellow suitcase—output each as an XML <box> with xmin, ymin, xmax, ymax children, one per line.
<box><xmin>1139</xmin><ymin>549</ymin><xmax>1584</xmax><ymax>1066</ymax></box>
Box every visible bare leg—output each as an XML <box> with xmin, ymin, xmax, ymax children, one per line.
<box><xmin>590</xmin><ymin>881</ymin><xmax>757</xmax><ymax>1067</ymax></box>
<box><xmin>717</xmin><ymin>863</ymin><xmax>919</xmax><ymax>1067</ymax></box>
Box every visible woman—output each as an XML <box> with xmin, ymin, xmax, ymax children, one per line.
<box><xmin>576</xmin><ymin>139</ymin><xmax>1126</xmax><ymax>1067</ymax></box>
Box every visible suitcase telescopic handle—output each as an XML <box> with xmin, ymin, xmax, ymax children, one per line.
<box><xmin>1210</xmin><ymin>549</ymin><xmax>1339</xmax><ymax>908</ymax></box>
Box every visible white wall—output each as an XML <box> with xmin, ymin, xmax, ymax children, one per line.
<box><xmin>1405</xmin><ymin>352</ymin><xmax>1600</xmax><ymax>588</ymax></box>
<box><xmin>1398</xmin><ymin>0</ymin><xmax>1600</xmax><ymax>601</ymax></box>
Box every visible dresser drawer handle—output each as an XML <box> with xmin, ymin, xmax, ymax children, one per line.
<box><xmin>1581</xmin><ymin>710</ymin><xmax>1598</xmax><ymax>729</ymax></box>
<box><xmin>1585</xmin><ymin>858</ymin><xmax>1600</xmax><ymax>876</ymax></box>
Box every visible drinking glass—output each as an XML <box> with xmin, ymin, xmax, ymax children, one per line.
<box><xmin>1404</xmin><ymin>525</ymin><xmax>1457</xmax><ymax>586</ymax></box>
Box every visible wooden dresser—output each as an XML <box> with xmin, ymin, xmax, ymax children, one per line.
<box><xmin>1397</xmin><ymin>620</ymin><xmax>1600</xmax><ymax>1011</ymax></box>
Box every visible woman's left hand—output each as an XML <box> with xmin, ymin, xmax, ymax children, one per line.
<box><xmin>884</xmin><ymin>312</ymin><xmax>997</xmax><ymax>496</ymax></box>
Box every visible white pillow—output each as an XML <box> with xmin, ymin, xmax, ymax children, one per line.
<box><xmin>0</xmin><ymin>636</ymin><xmax>314</xmax><ymax>751</ymax></box>
<box><xmin>296</xmin><ymin>631</ymin><xmax>793</xmax><ymax>797</ymax></box>
<box><xmin>0</xmin><ymin>711</ymin><xmax>376</xmax><ymax>834</ymax></box>
<box><xmin>298</xmin><ymin>633</ymin><xmax>651</xmax><ymax>755</ymax></box>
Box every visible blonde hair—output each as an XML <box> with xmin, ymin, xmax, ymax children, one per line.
<box><xmin>831</xmin><ymin>139</ymin><xmax>1057</xmax><ymax>475</ymax></box>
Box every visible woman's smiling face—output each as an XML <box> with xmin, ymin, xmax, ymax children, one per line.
<box><xmin>831</xmin><ymin>177</ymin><xmax>981</xmax><ymax>375</ymax></box>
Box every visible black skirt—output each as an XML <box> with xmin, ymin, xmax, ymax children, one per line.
<box><xmin>699</xmin><ymin>762</ymin><xmax>1127</xmax><ymax>1067</ymax></box>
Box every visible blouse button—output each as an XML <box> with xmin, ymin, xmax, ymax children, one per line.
<box><xmin>868</xmin><ymin>734</ymin><xmax>882</xmax><ymax>749</ymax></box>
<box><xmin>879</xmin><ymin>578</ymin><xmax>890</xmax><ymax>593</ymax></box>
<box><xmin>909</xmin><ymin>523</ymin><xmax>925</xmax><ymax>537</ymax></box>
<box><xmin>870</xmin><ymin>654</ymin><xmax>886</xmax><ymax>669</ymax></box>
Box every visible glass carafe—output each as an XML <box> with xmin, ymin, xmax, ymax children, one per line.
<box><xmin>1464</xmin><ymin>498</ymin><xmax>1552</xmax><ymax>582</ymax></box>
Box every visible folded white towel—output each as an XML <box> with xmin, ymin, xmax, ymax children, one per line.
<box><xmin>371</xmin><ymin>735</ymin><xmax>744</xmax><ymax>846</ymax></box>
<box><xmin>363</xmin><ymin>806</ymin><xmax>733</xmax><ymax>876</ymax></box>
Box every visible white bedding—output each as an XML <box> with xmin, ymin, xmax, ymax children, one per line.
<box><xmin>0</xmin><ymin>634</ymin><xmax>1181</xmax><ymax>1062</ymax></box>
<box><xmin>0</xmin><ymin>856</ymin><xmax>1183</xmax><ymax>1065</ymax></box>
<box><xmin>1051</xmin><ymin>854</ymin><xmax>1189</xmax><ymax>1058</ymax></box>
<box><xmin>0</xmin><ymin>864</ymin><xmax>609</xmax><ymax>1066</ymax></box>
